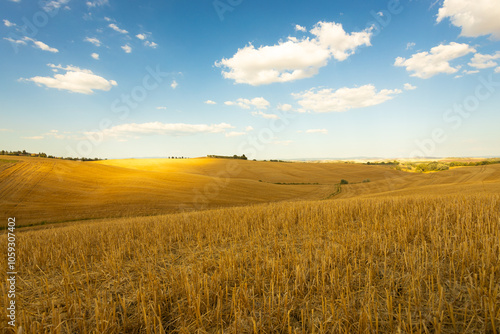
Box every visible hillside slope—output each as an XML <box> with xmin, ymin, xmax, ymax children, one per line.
<box><xmin>1</xmin><ymin>156</ymin><xmax>499</xmax><ymax>227</ymax></box>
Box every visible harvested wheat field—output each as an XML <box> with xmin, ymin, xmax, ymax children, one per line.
<box><xmin>0</xmin><ymin>157</ymin><xmax>499</xmax><ymax>333</ymax></box>
<box><xmin>0</xmin><ymin>156</ymin><xmax>406</xmax><ymax>227</ymax></box>
<box><xmin>1</xmin><ymin>194</ymin><xmax>499</xmax><ymax>333</ymax></box>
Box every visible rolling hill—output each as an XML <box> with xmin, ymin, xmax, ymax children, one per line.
<box><xmin>1</xmin><ymin>155</ymin><xmax>500</xmax><ymax>227</ymax></box>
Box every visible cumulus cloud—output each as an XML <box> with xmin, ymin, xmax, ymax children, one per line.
<box><xmin>136</xmin><ymin>33</ymin><xmax>146</xmax><ymax>40</ymax></box>
<box><xmin>121</xmin><ymin>44</ymin><xmax>132</xmax><ymax>53</ymax></box>
<box><xmin>305</xmin><ymin>129</ymin><xmax>328</xmax><ymax>134</ymax></box>
<box><xmin>224</xmin><ymin>97</ymin><xmax>270</xmax><ymax>109</ymax></box>
<box><xmin>3</xmin><ymin>19</ymin><xmax>16</xmax><ymax>27</ymax></box>
<box><xmin>403</xmin><ymin>83</ymin><xmax>417</xmax><ymax>90</ymax></box>
<box><xmin>204</xmin><ymin>100</ymin><xmax>217</xmax><ymax>104</ymax></box>
<box><xmin>85</xmin><ymin>122</ymin><xmax>234</xmax><ymax>139</ymax></box>
<box><xmin>42</xmin><ymin>0</ymin><xmax>70</xmax><ymax>12</ymax></box>
<box><xmin>436</xmin><ymin>0</ymin><xmax>500</xmax><ymax>39</ymax></box>
<box><xmin>495</xmin><ymin>67</ymin><xmax>500</xmax><ymax>73</ymax></box>
<box><xmin>215</xmin><ymin>21</ymin><xmax>372</xmax><ymax>85</ymax></box>
<box><xmin>91</xmin><ymin>53</ymin><xmax>99</xmax><ymax>60</ymax></box>
<box><xmin>170</xmin><ymin>80</ymin><xmax>178</xmax><ymax>89</ymax></box>
<box><xmin>251</xmin><ymin>111</ymin><xmax>279</xmax><ymax>119</ymax></box>
<box><xmin>109</xmin><ymin>23</ymin><xmax>128</xmax><ymax>34</ymax></box>
<box><xmin>245</xmin><ymin>126</ymin><xmax>254</xmax><ymax>132</ymax></box>
<box><xmin>144</xmin><ymin>41</ymin><xmax>158</xmax><ymax>48</ymax></box>
<box><xmin>277</xmin><ymin>103</ymin><xmax>293</xmax><ymax>111</ymax></box>
<box><xmin>84</xmin><ymin>37</ymin><xmax>101</xmax><ymax>46</ymax></box>
<box><xmin>468</xmin><ymin>52</ymin><xmax>500</xmax><ymax>69</ymax></box>
<box><xmin>394</xmin><ymin>42</ymin><xmax>475</xmax><ymax>79</ymax></box>
<box><xmin>22</xmin><ymin>63</ymin><xmax>117</xmax><ymax>94</ymax></box>
<box><xmin>293</xmin><ymin>84</ymin><xmax>402</xmax><ymax>113</ymax></box>
<box><xmin>295</xmin><ymin>24</ymin><xmax>306</xmax><ymax>32</ymax></box>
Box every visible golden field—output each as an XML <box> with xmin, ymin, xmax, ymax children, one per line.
<box><xmin>0</xmin><ymin>156</ymin><xmax>499</xmax><ymax>333</ymax></box>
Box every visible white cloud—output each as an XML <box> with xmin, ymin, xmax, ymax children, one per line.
<box><xmin>293</xmin><ymin>84</ymin><xmax>402</xmax><ymax>113</ymax></box>
<box><xmin>171</xmin><ymin>80</ymin><xmax>178</xmax><ymax>89</ymax></box>
<box><xmin>495</xmin><ymin>67</ymin><xmax>500</xmax><ymax>73</ymax></box>
<box><xmin>305</xmin><ymin>129</ymin><xmax>328</xmax><ymax>134</ymax></box>
<box><xmin>86</xmin><ymin>122</ymin><xmax>234</xmax><ymax>139</ymax></box>
<box><xmin>25</xmin><ymin>37</ymin><xmax>58</xmax><ymax>52</ymax></box>
<box><xmin>251</xmin><ymin>111</ymin><xmax>279</xmax><ymax>119</ymax></box>
<box><xmin>225</xmin><ymin>131</ymin><xmax>246</xmax><ymax>137</ymax></box>
<box><xmin>109</xmin><ymin>23</ymin><xmax>128</xmax><ymax>34</ymax></box>
<box><xmin>224</xmin><ymin>97</ymin><xmax>270</xmax><ymax>109</ymax></box>
<box><xmin>44</xmin><ymin>130</ymin><xmax>65</xmax><ymax>139</ymax></box>
<box><xmin>3</xmin><ymin>37</ymin><xmax>27</xmax><ymax>45</ymax></box>
<box><xmin>245</xmin><ymin>126</ymin><xmax>254</xmax><ymax>131</ymax></box>
<box><xmin>3</xmin><ymin>19</ymin><xmax>16</xmax><ymax>27</ymax></box>
<box><xmin>156</xmin><ymin>106</ymin><xmax>167</xmax><ymax>110</ymax></box>
<box><xmin>436</xmin><ymin>0</ymin><xmax>500</xmax><ymax>39</ymax></box>
<box><xmin>144</xmin><ymin>41</ymin><xmax>158</xmax><ymax>48</ymax></box>
<box><xmin>403</xmin><ymin>83</ymin><xmax>417</xmax><ymax>90</ymax></box>
<box><xmin>87</xmin><ymin>0</ymin><xmax>108</xmax><ymax>7</ymax></box>
<box><xmin>394</xmin><ymin>42</ymin><xmax>475</xmax><ymax>79</ymax></box>
<box><xmin>84</xmin><ymin>37</ymin><xmax>101</xmax><ymax>46</ymax></box>
<box><xmin>6</xmin><ymin>36</ymin><xmax>59</xmax><ymax>52</ymax></box>
<box><xmin>277</xmin><ymin>103</ymin><xmax>293</xmax><ymax>111</ymax></box>
<box><xmin>22</xmin><ymin>63</ymin><xmax>117</xmax><ymax>94</ymax></box>
<box><xmin>42</xmin><ymin>0</ymin><xmax>69</xmax><ymax>12</ymax></box>
<box><xmin>204</xmin><ymin>100</ymin><xmax>217</xmax><ymax>104</ymax></box>
<box><xmin>468</xmin><ymin>52</ymin><xmax>500</xmax><ymax>69</ymax></box>
<box><xmin>91</xmin><ymin>53</ymin><xmax>99</xmax><ymax>60</ymax></box>
<box><xmin>22</xmin><ymin>136</ymin><xmax>44</xmax><ymax>140</ymax></box>
<box><xmin>463</xmin><ymin>69</ymin><xmax>479</xmax><ymax>75</ymax></box>
<box><xmin>215</xmin><ymin>21</ymin><xmax>372</xmax><ymax>85</ymax></box>
<box><xmin>136</xmin><ymin>33</ymin><xmax>146</xmax><ymax>40</ymax></box>
<box><xmin>295</xmin><ymin>24</ymin><xmax>306</xmax><ymax>32</ymax></box>
<box><xmin>121</xmin><ymin>44</ymin><xmax>132</xmax><ymax>53</ymax></box>
<box><xmin>104</xmin><ymin>16</ymin><xmax>113</xmax><ymax>22</ymax></box>
<box><xmin>377</xmin><ymin>11</ymin><xmax>384</xmax><ymax>17</ymax></box>
<box><xmin>406</xmin><ymin>42</ymin><xmax>415</xmax><ymax>50</ymax></box>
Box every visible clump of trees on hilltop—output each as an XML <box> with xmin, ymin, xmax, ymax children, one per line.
<box><xmin>207</xmin><ymin>154</ymin><xmax>247</xmax><ymax>160</ymax></box>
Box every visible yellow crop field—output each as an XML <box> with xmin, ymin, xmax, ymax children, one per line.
<box><xmin>0</xmin><ymin>156</ymin><xmax>406</xmax><ymax>227</ymax></box>
<box><xmin>1</xmin><ymin>157</ymin><xmax>499</xmax><ymax>333</ymax></box>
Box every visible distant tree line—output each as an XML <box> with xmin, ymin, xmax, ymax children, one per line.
<box><xmin>207</xmin><ymin>154</ymin><xmax>247</xmax><ymax>160</ymax></box>
<box><xmin>399</xmin><ymin>159</ymin><xmax>500</xmax><ymax>173</ymax></box>
<box><xmin>168</xmin><ymin>156</ymin><xmax>188</xmax><ymax>159</ymax></box>
<box><xmin>365</xmin><ymin>161</ymin><xmax>399</xmax><ymax>165</ymax></box>
<box><xmin>0</xmin><ymin>149</ymin><xmax>105</xmax><ymax>161</ymax></box>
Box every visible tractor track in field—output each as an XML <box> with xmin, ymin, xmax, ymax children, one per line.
<box><xmin>0</xmin><ymin>161</ymin><xmax>57</xmax><ymax>215</ymax></box>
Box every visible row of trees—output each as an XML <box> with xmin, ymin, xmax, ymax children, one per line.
<box><xmin>0</xmin><ymin>150</ymin><xmax>103</xmax><ymax>161</ymax></box>
<box><xmin>207</xmin><ymin>154</ymin><xmax>248</xmax><ymax>160</ymax></box>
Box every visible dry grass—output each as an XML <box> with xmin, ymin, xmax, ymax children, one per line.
<box><xmin>0</xmin><ymin>156</ymin><xmax>404</xmax><ymax>227</ymax></box>
<box><xmin>2</xmin><ymin>194</ymin><xmax>499</xmax><ymax>333</ymax></box>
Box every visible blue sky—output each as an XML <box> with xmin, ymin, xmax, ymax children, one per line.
<box><xmin>1</xmin><ymin>0</ymin><xmax>499</xmax><ymax>159</ymax></box>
